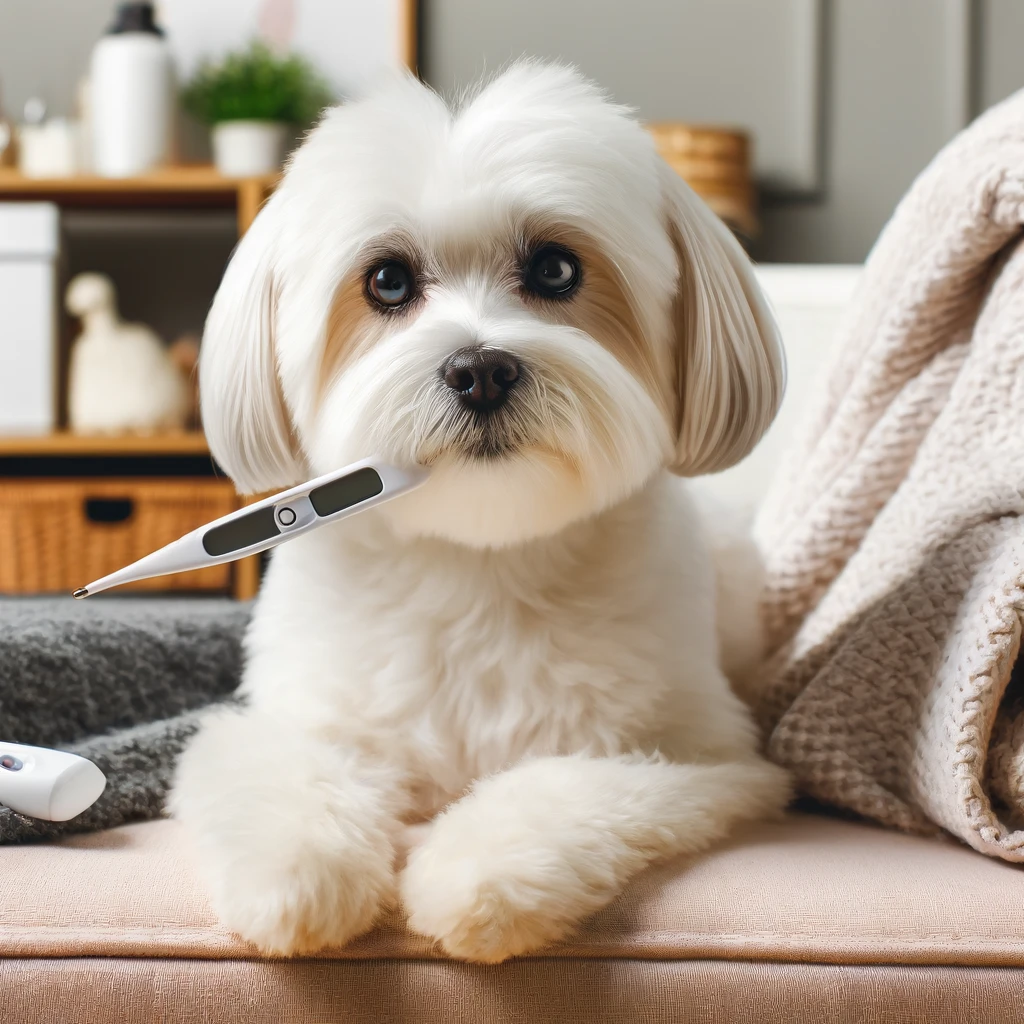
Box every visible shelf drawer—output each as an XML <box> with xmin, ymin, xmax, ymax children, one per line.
<box><xmin>0</xmin><ymin>478</ymin><xmax>238</xmax><ymax>594</ymax></box>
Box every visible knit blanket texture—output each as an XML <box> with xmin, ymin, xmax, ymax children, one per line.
<box><xmin>753</xmin><ymin>89</ymin><xmax>1024</xmax><ymax>861</ymax></box>
<box><xmin>0</xmin><ymin>598</ymin><xmax>246</xmax><ymax>843</ymax></box>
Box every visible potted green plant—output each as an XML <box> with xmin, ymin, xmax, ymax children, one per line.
<box><xmin>182</xmin><ymin>42</ymin><xmax>332</xmax><ymax>176</ymax></box>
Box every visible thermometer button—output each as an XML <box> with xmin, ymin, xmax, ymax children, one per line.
<box><xmin>0</xmin><ymin>755</ymin><xmax>23</xmax><ymax>771</ymax></box>
<box><xmin>276</xmin><ymin>506</ymin><xmax>297</xmax><ymax>527</ymax></box>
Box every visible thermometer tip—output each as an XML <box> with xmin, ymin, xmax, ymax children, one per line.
<box><xmin>72</xmin><ymin>588</ymin><xmax>89</xmax><ymax>600</ymax></box>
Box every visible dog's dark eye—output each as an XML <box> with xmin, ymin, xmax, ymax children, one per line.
<box><xmin>523</xmin><ymin>246</ymin><xmax>581</xmax><ymax>298</ymax></box>
<box><xmin>367</xmin><ymin>261</ymin><xmax>414</xmax><ymax>308</ymax></box>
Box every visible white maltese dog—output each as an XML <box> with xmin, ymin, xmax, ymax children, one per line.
<box><xmin>171</xmin><ymin>62</ymin><xmax>789</xmax><ymax>963</ymax></box>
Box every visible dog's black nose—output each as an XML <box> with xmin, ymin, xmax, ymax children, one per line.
<box><xmin>441</xmin><ymin>347</ymin><xmax>520</xmax><ymax>411</ymax></box>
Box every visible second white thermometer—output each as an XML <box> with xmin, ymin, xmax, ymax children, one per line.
<box><xmin>74</xmin><ymin>458</ymin><xmax>428</xmax><ymax>598</ymax></box>
<box><xmin>0</xmin><ymin>743</ymin><xmax>107</xmax><ymax>821</ymax></box>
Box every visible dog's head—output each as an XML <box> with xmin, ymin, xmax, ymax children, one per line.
<box><xmin>201</xmin><ymin>63</ymin><xmax>783</xmax><ymax>547</ymax></box>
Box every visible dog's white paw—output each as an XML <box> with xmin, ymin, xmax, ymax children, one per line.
<box><xmin>400</xmin><ymin>809</ymin><xmax>604</xmax><ymax>963</ymax></box>
<box><xmin>205</xmin><ymin>833</ymin><xmax>395</xmax><ymax>956</ymax></box>
<box><xmin>171</xmin><ymin>707</ymin><xmax>403</xmax><ymax>956</ymax></box>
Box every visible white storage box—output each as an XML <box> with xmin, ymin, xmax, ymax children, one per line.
<box><xmin>0</xmin><ymin>203</ymin><xmax>60</xmax><ymax>433</ymax></box>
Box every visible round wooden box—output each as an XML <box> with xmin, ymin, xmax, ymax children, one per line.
<box><xmin>647</xmin><ymin>123</ymin><xmax>757</xmax><ymax>240</ymax></box>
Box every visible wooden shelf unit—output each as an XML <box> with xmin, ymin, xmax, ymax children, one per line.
<box><xmin>0</xmin><ymin>169</ymin><xmax>279</xmax><ymax>600</ymax></box>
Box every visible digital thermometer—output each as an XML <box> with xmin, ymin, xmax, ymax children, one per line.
<box><xmin>0</xmin><ymin>743</ymin><xmax>107</xmax><ymax>821</ymax></box>
<box><xmin>73</xmin><ymin>458</ymin><xmax>429</xmax><ymax>598</ymax></box>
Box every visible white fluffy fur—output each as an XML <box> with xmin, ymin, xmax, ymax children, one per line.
<box><xmin>171</xmin><ymin>63</ymin><xmax>789</xmax><ymax>962</ymax></box>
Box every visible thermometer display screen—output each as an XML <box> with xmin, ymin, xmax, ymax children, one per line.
<box><xmin>200</xmin><ymin>467</ymin><xmax>384</xmax><ymax>557</ymax></box>
<box><xmin>202</xmin><ymin>507</ymin><xmax>281</xmax><ymax>556</ymax></box>
<box><xmin>308</xmin><ymin>467</ymin><xmax>383</xmax><ymax>517</ymax></box>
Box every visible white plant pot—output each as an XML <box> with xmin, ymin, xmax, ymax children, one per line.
<box><xmin>211</xmin><ymin>120</ymin><xmax>288</xmax><ymax>177</ymax></box>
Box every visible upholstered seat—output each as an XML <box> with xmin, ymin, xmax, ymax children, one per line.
<box><xmin>2</xmin><ymin>812</ymin><xmax>1022</xmax><ymax>1023</ymax></box>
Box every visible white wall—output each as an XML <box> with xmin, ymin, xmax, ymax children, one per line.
<box><xmin>422</xmin><ymin>0</ymin><xmax>1024</xmax><ymax>264</ymax></box>
<box><xmin>426</xmin><ymin>0</ymin><xmax>824</xmax><ymax>193</ymax></box>
<box><xmin>756</xmin><ymin>0</ymin><xmax>1024</xmax><ymax>262</ymax></box>
<box><xmin>0</xmin><ymin>0</ymin><xmax>110</xmax><ymax>124</ymax></box>
<box><xmin>3</xmin><ymin>0</ymin><xmax>1023</xmax><ymax>267</ymax></box>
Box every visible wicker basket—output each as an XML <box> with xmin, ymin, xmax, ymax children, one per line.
<box><xmin>647</xmin><ymin>123</ymin><xmax>758</xmax><ymax>239</ymax></box>
<box><xmin>0</xmin><ymin>478</ymin><xmax>238</xmax><ymax>594</ymax></box>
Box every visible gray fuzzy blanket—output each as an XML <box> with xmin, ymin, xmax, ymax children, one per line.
<box><xmin>0</xmin><ymin>597</ymin><xmax>248</xmax><ymax>842</ymax></box>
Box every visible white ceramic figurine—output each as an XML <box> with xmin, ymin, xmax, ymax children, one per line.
<box><xmin>66</xmin><ymin>272</ymin><xmax>190</xmax><ymax>433</ymax></box>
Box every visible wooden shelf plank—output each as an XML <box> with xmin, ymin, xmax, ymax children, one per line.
<box><xmin>0</xmin><ymin>167</ymin><xmax>280</xmax><ymax>217</ymax></box>
<box><xmin>0</xmin><ymin>432</ymin><xmax>210</xmax><ymax>457</ymax></box>
<box><xmin>0</xmin><ymin>167</ymin><xmax>280</xmax><ymax>228</ymax></box>
<box><xmin>0</xmin><ymin>166</ymin><xmax>278</xmax><ymax>195</ymax></box>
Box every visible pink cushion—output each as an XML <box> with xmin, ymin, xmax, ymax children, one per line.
<box><xmin>1</xmin><ymin>812</ymin><xmax>1022</xmax><ymax>1022</ymax></box>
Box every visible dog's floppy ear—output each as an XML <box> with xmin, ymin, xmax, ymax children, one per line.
<box><xmin>199</xmin><ymin>193</ymin><xmax>305</xmax><ymax>494</ymax></box>
<box><xmin>663</xmin><ymin>164</ymin><xmax>784</xmax><ymax>476</ymax></box>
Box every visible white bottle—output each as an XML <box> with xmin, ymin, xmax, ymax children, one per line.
<box><xmin>90</xmin><ymin>3</ymin><xmax>173</xmax><ymax>178</ymax></box>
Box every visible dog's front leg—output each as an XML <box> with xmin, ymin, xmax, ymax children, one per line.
<box><xmin>170</xmin><ymin>705</ymin><xmax>404</xmax><ymax>955</ymax></box>
<box><xmin>401</xmin><ymin>753</ymin><xmax>789</xmax><ymax>963</ymax></box>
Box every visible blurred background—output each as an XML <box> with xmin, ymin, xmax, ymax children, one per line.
<box><xmin>0</xmin><ymin>0</ymin><xmax>1021</xmax><ymax>598</ymax></box>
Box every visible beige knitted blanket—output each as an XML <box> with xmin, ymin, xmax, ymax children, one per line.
<box><xmin>752</xmin><ymin>90</ymin><xmax>1024</xmax><ymax>861</ymax></box>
